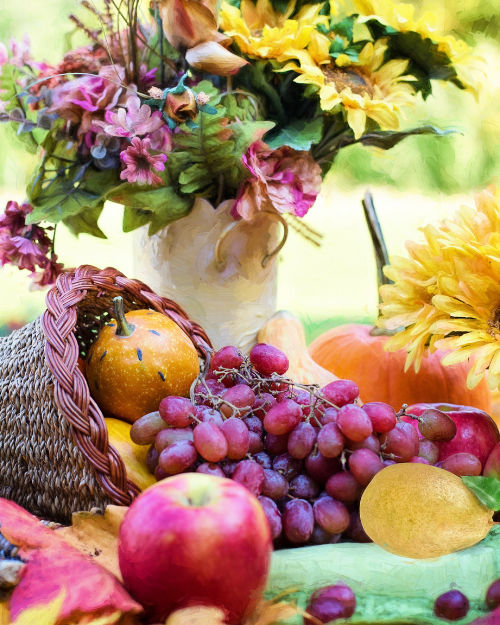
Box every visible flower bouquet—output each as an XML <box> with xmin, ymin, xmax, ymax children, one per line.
<box><xmin>0</xmin><ymin>0</ymin><xmax>481</xmax><ymax>348</ymax></box>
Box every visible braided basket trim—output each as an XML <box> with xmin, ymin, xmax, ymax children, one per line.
<box><xmin>41</xmin><ymin>265</ymin><xmax>212</xmax><ymax>507</ymax></box>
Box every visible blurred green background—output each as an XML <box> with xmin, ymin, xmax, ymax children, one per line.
<box><xmin>0</xmin><ymin>0</ymin><xmax>499</xmax><ymax>342</ymax></box>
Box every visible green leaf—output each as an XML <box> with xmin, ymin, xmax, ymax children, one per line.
<box><xmin>266</xmin><ymin>118</ymin><xmax>324</xmax><ymax>151</ymax></box>
<box><xmin>363</xmin><ymin>20</ymin><xmax>464</xmax><ymax>98</ymax></box>
<box><xmin>122</xmin><ymin>206</ymin><xmax>153</xmax><ymax>233</ymax></box>
<box><xmin>106</xmin><ymin>168</ymin><xmax>193</xmax><ymax>234</ymax></box>
<box><xmin>26</xmin><ymin>167</ymin><xmax>118</xmax><ymax>225</ymax></box>
<box><xmin>171</xmin><ymin>103</ymin><xmax>249</xmax><ymax>199</ymax></box>
<box><xmin>148</xmin><ymin>187</ymin><xmax>193</xmax><ymax>235</ymax></box>
<box><xmin>237</xmin><ymin>63</ymin><xmax>286</xmax><ymax>126</ymax></box>
<box><xmin>232</xmin><ymin>120</ymin><xmax>276</xmax><ymax>154</ymax></box>
<box><xmin>63</xmin><ymin>202</ymin><xmax>107</xmax><ymax>238</ymax></box>
<box><xmin>180</xmin><ymin>164</ymin><xmax>211</xmax><ymax>186</ymax></box>
<box><xmin>463</xmin><ymin>476</ymin><xmax>500</xmax><ymax>510</ymax></box>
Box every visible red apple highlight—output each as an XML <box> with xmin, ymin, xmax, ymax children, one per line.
<box><xmin>118</xmin><ymin>473</ymin><xmax>272</xmax><ymax>623</ymax></box>
<box><xmin>402</xmin><ymin>403</ymin><xmax>500</xmax><ymax>468</ymax></box>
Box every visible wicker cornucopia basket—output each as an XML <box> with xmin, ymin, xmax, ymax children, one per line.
<box><xmin>0</xmin><ymin>265</ymin><xmax>211</xmax><ymax>523</ymax></box>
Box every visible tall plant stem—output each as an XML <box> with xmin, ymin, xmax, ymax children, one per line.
<box><xmin>361</xmin><ymin>191</ymin><xmax>391</xmax><ymax>302</ymax></box>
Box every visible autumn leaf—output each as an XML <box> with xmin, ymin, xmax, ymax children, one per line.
<box><xmin>55</xmin><ymin>506</ymin><xmax>128</xmax><ymax>581</ymax></box>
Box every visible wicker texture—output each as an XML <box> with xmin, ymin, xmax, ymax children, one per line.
<box><xmin>0</xmin><ymin>266</ymin><xmax>211</xmax><ymax>523</ymax></box>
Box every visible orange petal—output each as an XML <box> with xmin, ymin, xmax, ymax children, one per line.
<box><xmin>186</xmin><ymin>41</ymin><xmax>248</xmax><ymax>76</ymax></box>
<box><xmin>159</xmin><ymin>0</ymin><xmax>218</xmax><ymax>49</ymax></box>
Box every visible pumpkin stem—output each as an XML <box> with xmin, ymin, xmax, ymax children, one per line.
<box><xmin>113</xmin><ymin>297</ymin><xmax>135</xmax><ymax>337</ymax></box>
<box><xmin>361</xmin><ymin>192</ymin><xmax>392</xmax><ymax>302</ymax></box>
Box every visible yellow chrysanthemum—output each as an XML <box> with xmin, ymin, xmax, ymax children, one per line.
<box><xmin>378</xmin><ymin>185</ymin><xmax>500</xmax><ymax>391</ymax></box>
<box><xmin>279</xmin><ymin>39</ymin><xmax>416</xmax><ymax>138</ymax></box>
<box><xmin>219</xmin><ymin>0</ymin><xmax>328</xmax><ymax>61</ymax></box>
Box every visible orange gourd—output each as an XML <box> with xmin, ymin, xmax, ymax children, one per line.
<box><xmin>257</xmin><ymin>311</ymin><xmax>337</xmax><ymax>386</ymax></box>
<box><xmin>309</xmin><ymin>324</ymin><xmax>492</xmax><ymax>412</ymax></box>
<box><xmin>86</xmin><ymin>297</ymin><xmax>200</xmax><ymax>423</ymax></box>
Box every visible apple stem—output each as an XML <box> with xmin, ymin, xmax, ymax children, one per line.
<box><xmin>113</xmin><ymin>297</ymin><xmax>135</xmax><ymax>337</ymax></box>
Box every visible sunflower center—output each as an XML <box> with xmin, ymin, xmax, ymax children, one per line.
<box><xmin>488</xmin><ymin>306</ymin><xmax>500</xmax><ymax>335</ymax></box>
<box><xmin>323</xmin><ymin>63</ymin><xmax>374</xmax><ymax>98</ymax></box>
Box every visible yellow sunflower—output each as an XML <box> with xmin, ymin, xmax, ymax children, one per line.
<box><xmin>219</xmin><ymin>0</ymin><xmax>328</xmax><ymax>61</ymax></box>
<box><xmin>352</xmin><ymin>0</ymin><xmax>485</xmax><ymax>95</ymax></box>
<box><xmin>279</xmin><ymin>39</ymin><xmax>416</xmax><ymax>139</ymax></box>
<box><xmin>377</xmin><ymin>185</ymin><xmax>500</xmax><ymax>391</ymax></box>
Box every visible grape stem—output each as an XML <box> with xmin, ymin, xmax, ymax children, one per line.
<box><xmin>310</xmin><ymin>414</ymin><xmax>323</xmax><ymax>429</ymax></box>
<box><xmin>213</xmin><ymin>359</ymin><xmax>340</xmax><ymax>410</ymax></box>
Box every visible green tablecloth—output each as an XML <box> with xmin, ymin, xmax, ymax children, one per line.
<box><xmin>266</xmin><ymin>527</ymin><xmax>500</xmax><ymax>624</ymax></box>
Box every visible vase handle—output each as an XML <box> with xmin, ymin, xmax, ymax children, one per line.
<box><xmin>214</xmin><ymin>211</ymin><xmax>289</xmax><ymax>271</ymax></box>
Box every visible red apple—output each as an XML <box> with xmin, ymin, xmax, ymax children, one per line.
<box><xmin>118</xmin><ymin>473</ymin><xmax>272</xmax><ymax>624</ymax></box>
<box><xmin>402</xmin><ymin>403</ymin><xmax>500</xmax><ymax>468</ymax></box>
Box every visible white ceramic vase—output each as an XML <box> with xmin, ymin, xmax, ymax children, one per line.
<box><xmin>133</xmin><ymin>198</ymin><xmax>286</xmax><ymax>353</ymax></box>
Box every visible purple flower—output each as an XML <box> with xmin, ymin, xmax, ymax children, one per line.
<box><xmin>139</xmin><ymin>65</ymin><xmax>157</xmax><ymax>90</ymax></box>
<box><xmin>120</xmin><ymin>137</ymin><xmax>167</xmax><ymax>186</ymax></box>
<box><xmin>0</xmin><ymin>235</ymin><xmax>47</xmax><ymax>271</ymax></box>
<box><xmin>30</xmin><ymin>254</ymin><xmax>64</xmax><ymax>290</ymax></box>
<box><xmin>48</xmin><ymin>65</ymin><xmax>129</xmax><ymax>135</ymax></box>
<box><xmin>232</xmin><ymin>142</ymin><xmax>322</xmax><ymax>221</ymax></box>
<box><xmin>93</xmin><ymin>95</ymin><xmax>164</xmax><ymax>138</ymax></box>
<box><xmin>0</xmin><ymin>200</ymin><xmax>33</xmax><ymax>236</ymax></box>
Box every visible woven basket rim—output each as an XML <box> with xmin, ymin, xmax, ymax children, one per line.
<box><xmin>41</xmin><ymin>264</ymin><xmax>212</xmax><ymax>507</ymax></box>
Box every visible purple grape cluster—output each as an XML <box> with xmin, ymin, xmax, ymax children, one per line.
<box><xmin>129</xmin><ymin>343</ymin><xmax>461</xmax><ymax>548</ymax></box>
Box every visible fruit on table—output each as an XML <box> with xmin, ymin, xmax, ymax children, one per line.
<box><xmin>134</xmin><ymin>341</ymin><xmax>500</xmax><ymax>549</ymax></box>
<box><xmin>257</xmin><ymin>311</ymin><xmax>337</xmax><ymax>386</ymax></box>
<box><xmin>360</xmin><ymin>463</ymin><xmax>495</xmax><ymax>559</ymax></box>
<box><xmin>86</xmin><ymin>297</ymin><xmax>200</xmax><ymax>423</ymax></box>
<box><xmin>434</xmin><ymin>590</ymin><xmax>470</xmax><ymax>621</ymax></box>
<box><xmin>118</xmin><ymin>473</ymin><xmax>272</xmax><ymax>624</ymax></box>
<box><xmin>403</xmin><ymin>403</ymin><xmax>500</xmax><ymax>468</ymax></box>
<box><xmin>486</xmin><ymin>579</ymin><xmax>500</xmax><ymax>610</ymax></box>
<box><xmin>442</xmin><ymin>453</ymin><xmax>482</xmax><ymax>477</ymax></box>
<box><xmin>308</xmin><ymin>324</ymin><xmax>492</xmax><ymax>412</ymax></box>
<box><xmin>306</xmin><ymin>583</ymin><xmax>356</xmax><ymax>623</ymax></box>
<box><xmin>105</xmin><ymin>418</ymin><xmax>156</xmax><ymax>491</ymax></box>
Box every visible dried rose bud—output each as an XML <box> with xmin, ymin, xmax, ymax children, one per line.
<box><xmin>164</xmin><ymin>89</ymin><xmax>197</xmax><ymax>124</ymax></box>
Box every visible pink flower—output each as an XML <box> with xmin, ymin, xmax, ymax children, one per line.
<box><xmin>48</xmin><ymin>65</ymin><xmax>129</xmax><ymax>135</ymax></box>
<box><xmin>149</xmin><ymin>124</ymin><xmax>173</xmax><ymax>153</ymax></box>
<box><xmin>232</xmin><ymin>142</ymin><xmax>322</xmax><ymax>221</ymax></box>
<box><xmin>120</xmin><ymin>137</ymin><xmax>167</xmax><ymax>186</ymax></box>
<box><xmin>0</xmin><ymin>43</ymin><xmax>8</xmax><ymax>67</ymax></box>
<box><xmin>0</xmin><ymin>236</ymin><xmax>47</xmax><ymax>272</ymax></box>
<box><xmin>30</xmin><ymin>254</ymin><xmax>64</xmax><ymax>290</ymax></box>
<box><xmin>93</xmin><ymin>95</ymin><xmax>164</xmax><ymax>138</ymax></box>
<box><xmin>9</xmin><ymin>34</ymin><xmax>32</xmax><ymax>68</ymax></box>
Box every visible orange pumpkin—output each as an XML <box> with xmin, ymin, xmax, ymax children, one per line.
<box><xmin>86</xmin><ymin>297</ymin><xmax>200</xmax><ymax>423</ymax></box>
<box><xmin>309</xmin><ymin>324</ymin><xmax>492</xmax><ymax>413</ymax></box>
